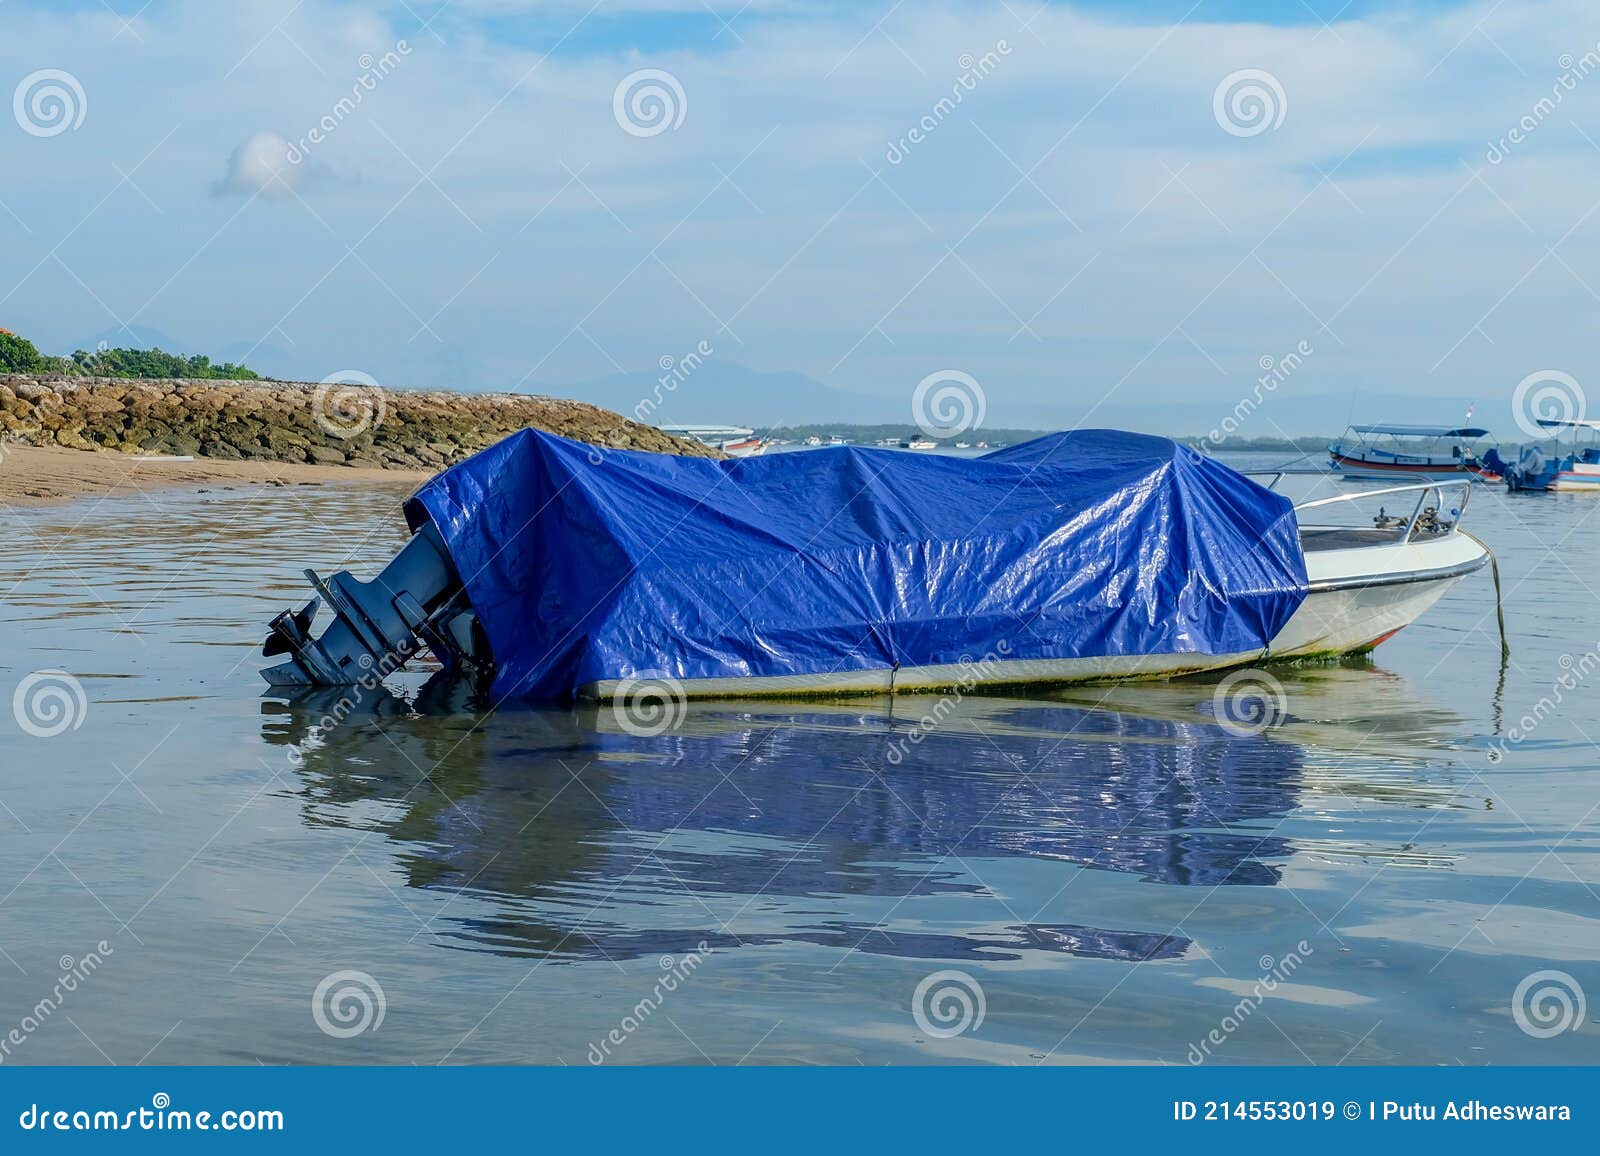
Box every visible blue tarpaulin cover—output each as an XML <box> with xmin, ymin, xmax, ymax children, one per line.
<box><xmin>404</xmin><ymin>429</ymin><xmax>1308</xmax><ymax>701</ymax></box>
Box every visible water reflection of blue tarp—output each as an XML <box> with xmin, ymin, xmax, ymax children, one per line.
<box><xmin>271</xmin><ymin>695</ymin><xmax>1302</xmax><ymax>963</ymax></box>
<box><xmin>404</xmin><ymin>430</ymin><xmax>1308</xmax><ymax>701</ymax></box>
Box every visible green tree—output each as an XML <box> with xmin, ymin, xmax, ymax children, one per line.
<box><xmin>69</xmin><ymin>345</ymin><xmax>261</xmax><ymax>380</ymax></box>
<box><xmin>0</xmin><ymin>331</ymin><xmax>45</xmax><ymax>373</ymax></box>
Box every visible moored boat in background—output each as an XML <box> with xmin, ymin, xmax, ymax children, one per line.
<box><xmin>1329</xmin><ymin>423</ymin><xmax>1503</xmax><ymax>481</ymax></box>
<box><xmin>657</xmin><ymin>423</ymin><xmax>769</xmax><ymax>457</ymax></box>
<box><xmin>1503</xmin><ymin>419</ymin><xmax>1600</xmax><ymax>492</ymax></box>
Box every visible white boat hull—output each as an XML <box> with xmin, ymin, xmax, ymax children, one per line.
<box><xmin>1334</xmin><ymin>462</ymin><xmax>1495</xmax><ymax>483</ymax></box>
<box><xmin>580</xmin><ymin>530</ymin><xmax>1487</xmax><ymax>700</ymax></box>
<box><xmin>1549</xmin><ymin>462</ymin><xmax>1600</xmax><ymax>491</ymax></box>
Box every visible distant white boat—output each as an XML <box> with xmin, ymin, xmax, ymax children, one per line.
<box><xmin>1329</xmin><ymin>423</ymin><xmax>1503</xmax><ymax>482</ymax></box>
<box><xmin>657</xmin><ymin>424</ymin><xmax>768</xmax><ymax>457</ymax></box>
<box><xmin>721</xmin><ymin>436</ymin><xmax>767</xmax><ymax>457</ymax></box>
<box><xmin>901</xmin><ymin>438</ymin><xmax>937</xmax><ymax>450</ymax></box>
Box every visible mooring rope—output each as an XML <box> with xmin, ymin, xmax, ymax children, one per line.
<box><xmin>1460</xmin><ymin>528</ymin><xmax>1510</xmax><ymax>663</ymax></box>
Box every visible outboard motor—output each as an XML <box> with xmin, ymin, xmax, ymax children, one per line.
<box><xmin>1505</xmin><ymin>444</ymin><xmax>1547</xmax><ymax>492</ymax></box>
<box><xmin>261</xmin><ymin>522</ymin><xmax>489</xmax><ymax>687</ymax></box>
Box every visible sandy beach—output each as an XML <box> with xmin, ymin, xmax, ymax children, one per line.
<box><xmin>0</xmin><ymin>441</ymin><xmax>431</xmax><ymax>508</ymax></box>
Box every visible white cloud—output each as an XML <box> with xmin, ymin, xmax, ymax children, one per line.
<box><xmin>215</xmin><ymin>131</ymin><xmax>301</xmax><ymax>199</ymax></box>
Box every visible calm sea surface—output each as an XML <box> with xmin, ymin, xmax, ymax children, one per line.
<box><xmin>1</xmin><ymin>451</ymin><xmax>1596</xmax><ymax>1064</ymax></box>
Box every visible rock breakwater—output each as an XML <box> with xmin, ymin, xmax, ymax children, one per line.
<box><xmin>0</xmin><ymin>375</ymin><xmax>716</xmax><ymax>469</ymax></box>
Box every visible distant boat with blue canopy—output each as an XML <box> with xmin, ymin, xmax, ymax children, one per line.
<box><xmin>1503</xmin><ymin>419</ymin><xmax>1600</xmax><ymax>492</ymax></box>
<box><xmin>1329</xmin><ymin>423</ymin><xmax>1504</xmax><ymax>482</ymax></box>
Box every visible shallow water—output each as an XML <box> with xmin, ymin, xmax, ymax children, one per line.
<box><xmin>1</xmin><ymin>458</ymin><xmax>1597</xmax><ymax>1065</ymax></box>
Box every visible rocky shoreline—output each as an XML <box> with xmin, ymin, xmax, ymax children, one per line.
<box><xmin>0</xmin><ymin>375</ymin><xmax>716</xmax><ymax>470</ymax></box>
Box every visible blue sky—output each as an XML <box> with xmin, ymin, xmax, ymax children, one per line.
<box><xmin>3</xmin><ymin>0</ymin><xmax>1598</xmax><ymax>433</ymax></box>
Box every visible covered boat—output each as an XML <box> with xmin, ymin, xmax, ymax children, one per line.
<box><xmin>1329</xmin><ymin>423</ymin><xmax>1503</xmax><ymax>481</ymax></box>
<box><xmin>261</xmin><ymin>429</ymin><xmax>1488</xmax><ymax>701</ymax></box>
<box><xmin>1502</xmin><ymin>419</ymin><xmax>1600</xmax><ymax>492</ymax></box>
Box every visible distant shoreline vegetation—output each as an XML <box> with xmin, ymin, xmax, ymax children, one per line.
<box><xmin>763</xmin><ymin>424</ymin><xmax>1328</xmax><ymax>453</ymax></box>
<box><xmin>0</xmin><ymin>330</ymin><xmax>260</xmax><ymax>381</ymax></box>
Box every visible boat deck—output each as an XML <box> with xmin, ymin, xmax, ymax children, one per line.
<box><xmin>1299</xmin><ymin>524</ymin><xmax>1452</xmax><ymax>551</ymax></box>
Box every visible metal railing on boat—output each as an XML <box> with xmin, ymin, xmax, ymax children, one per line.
<box><xmin>1283</xmin><ymin>478</ymin><xmax>1474</xmax><ymax>544</ymax></box>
